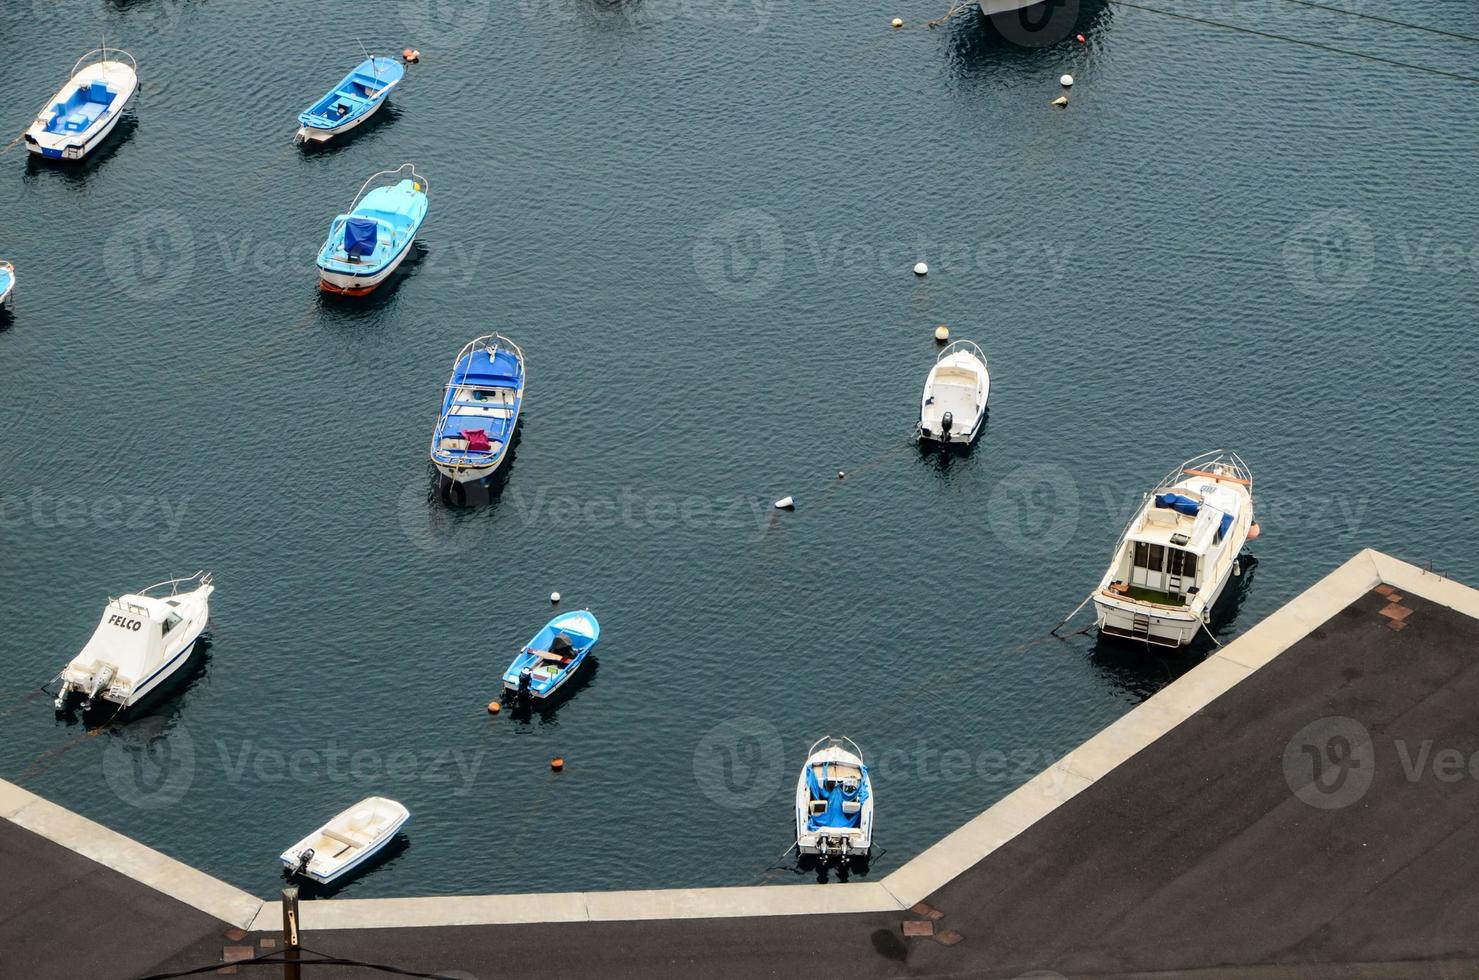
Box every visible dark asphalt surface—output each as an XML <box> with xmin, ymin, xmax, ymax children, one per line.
<box><xmin>13</xmin><ymin>587</ymin><xmax>1479</xmax><ymax>979</ymax></box>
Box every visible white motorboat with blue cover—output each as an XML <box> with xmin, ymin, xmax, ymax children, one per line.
<box><xmin>54</xmin><ymin>572</ymin><xmax>213</xmax><ymax>713</ymax></box>
<box><xmin>430</xmin><ymin>334</ymin><xmax>525</xmax><ymax>484</ymax></box>
<box><xmin>502</xmin><ymin>611</ymin><xmax>600</xmax><ymax>701</ymax></box>
<box><xmin>919</xmin><ymin>340</ymin><xmax>989</xmax><ymax>445</ymax></box>
<box><xmin>795</xmin><ymin>736</ymin><xmax>874</xmax><ymax>864</ymax></box>
<box><xmin>1093</xmin><ymin>450</ymin><xmax>1257</xmax><ymax>648</ymax></box>
<box><xmin>280</xmin><ymin>796</ymin><xmax>409</xmax><ymax>885</ymax></box>
<box><xmin>24</xmin><ymin>47</ymin><xmax>138</xmax><ymax>161</ymax></box>
<box><xmin>296</xmin><ymin>55</ymin><xmax>404</xmax><ymax>144</ymax></box>
<box><xmin>316</xmin><ymin>164</ymin><xmax>428</xmax><ymax>296</ymax></box>
<box><xmin>0</xmin><ymin>262</ymin><xmax>14</xmax><ymax>312</ymax></box>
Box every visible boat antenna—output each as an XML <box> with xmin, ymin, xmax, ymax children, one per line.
<box><xmin>356</xmin><ymin>37</ymin><xmax>380</xmax><ymax>79</ymax></box>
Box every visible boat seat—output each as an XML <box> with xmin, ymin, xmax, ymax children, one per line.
<box><xmin>321</xmin><ymin>828</ymin><xmax>366</xmax><ymax>849</ymax></box>
<box><xmin>808</xmin><ymin>800</ymin><xmax>828</xmax><ymax>816</ymax></box>
<box><xmin>841</xmin><ymin>800</ymin><xmax>861</xmax><ymax>815</ymax></box>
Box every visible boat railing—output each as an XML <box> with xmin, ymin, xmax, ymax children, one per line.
<box><xmin>0</xmin><ymin>261</ymin><xmax>13</xmax><ymax>275</ymax></box>
<box><xmin>135</xmin><ymin>570</ymin><xmax>212</xmax><ymax>599</ymax></box>
<box><xmin>446</xmin><ymin>333</ymin><xmax>526</xmax><ymax>390</ymax></box>
<box><xmin>807</xmin><ymin>735</ymin><xmax>866</xmax><ymax>764</ymax></box>
<box><xmin>349</xmin><ymin>163</ymin><xmax>428</xmax><ymax>211</ymax></box>
<box><xmin>73</xmin><ymin>46</ymin><xmax>138</xmax><ymax>78</ymax></box>
<box><xmin>936</xmin><ymin>339</ymin><xmax>987</xmax><ymax>369</ymax></box>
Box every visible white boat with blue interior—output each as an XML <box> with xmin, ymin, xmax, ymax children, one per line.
<box><xmin>296</xmin><ymin>56</ymin><xmax>404</xmax><ymax>144</ymax></box>
<box><xmin>54</xmin><ymin>572</ymin><xmax>213</xmax><ymax>713</ymax></box>
<box><xmin>24</xmin><ymin>47</ymin><xmax>138</xmax><ymax>161</ymax></box>
<box><xmin>795</xmin><ymin>736</ymin><xmax>874</xmax><ymax>864</ymax></box>
<box><xmin>430</xmin><ymin>334</ymin><xmax>526</xmax><ymax>483</ymax></box>
<box><xmin>1093</xmin><ymin>451</ymin><xmax>1258</xmax><ymax>648</ymax></box>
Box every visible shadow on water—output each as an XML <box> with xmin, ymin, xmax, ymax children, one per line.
<box><xmin>57</xmin><ymin>634</ymin><xmax>214</xmax><ymax>731</ymax></box>
<box><xmin>21</xmin><ymin>116</ymin><xmax>139</xmax><ymax>186</ymax></box>
<box><xmin>285</xmin><ymin>833</ymin><xmax>411</xmax><ymax>900</ymax></box>
<box><xmin>431</xmin><ymin>422</ymin><xmax>524</xmax><ymax>508</ymax></box>
<box><xmin>295</xmin><ymin>103</ymin><xmax>403</xmax><ymax>159</ymax></box>
<box><xmin>502</xmin><ymin>656</ymin><xmax>600</xmax><ymax>726</ymax></box>
<box><xmin>1088</xmin><ymin>554</ymin><xmax>1261</xmax><ymax>698</ymax></box>
<box><xmin>945</xmin><ymin>0</ymin><xmax>1114</xmax><ymax>73</ymax></box>
<box><xmin>312</xmin><ymin>240</ymin><xmax>429</xmax><ymax>317</ymax></box>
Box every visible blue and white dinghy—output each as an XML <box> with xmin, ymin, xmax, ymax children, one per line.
<box><xmin>316</xmin><ymin>163</ymin><xmax>428</xmax><ymax>296</ymax></box>
<box><xmin>430</xmin><ymin>334</ymin><xmax>526</xmax><ymax>483</ymax></box>
<box><xmin>24</xmin><ymin>47</ymin><xmax>139</xmax><ymax>161</ymax></box>
<box><xmin>0</xmin><ymin>262</ymin><xmax>14</xmax><ymax>312</ymax></box>
<box><xmin>295</xmin><ymin>55</ymin><xmax>405</xmax><ymax>144</ymax></box>
<box><xmin>280</xmin><ymin>797</ymin><xmax>409</xmax><ymax>885</ymax></box>
<box><xmin>502</xmin><ymin>611</ymin><xmax>601</xmax><ymax>701</ymax></box>
<box><xmin>795</xmin><ymin>736</ymin><xmax>874</xmax><ymax>865</ymax></box>
<box><xmin>53</xmin><ymin>572</ymin><xmax>214</xmax><ymax>714</ymax></box>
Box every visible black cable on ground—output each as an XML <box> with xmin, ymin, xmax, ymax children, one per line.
<box><xmin>1107</xmin><ymin>0</ymin><xmax>1479</xmax><ymax>84</ymax></box>
<box><xmin>137</xmin><ymin>944</ymin><xmax>468</xmax><ymax>980</ymax></box>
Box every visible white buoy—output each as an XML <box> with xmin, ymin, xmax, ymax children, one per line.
<box><xmin>891</xmin><ymin>17</ymin><xmax>904</xmax><ymax>28</ymax></box>
<box><xmin>837</xmin><ymin>470</ymin><xmax>846</xmax><ymax>480</ymax></box>
<box><xmin>1051</xmin><ymin>95</ymin><xmax>1069</xmax><ymax>108</ymax></box>
<box><xmin>774</xmin><ymin>496</ymin><xmax>795</xmax><ymax>510</ymax></box>
<box><xmin>1060</xmin><ymin>74</ymin><xmax>1074</xmax><ymax>87</ymax></box>
<box><xmin>934</xmin><ymin>324</ymin><xmax>950</xmax><ymax>342</ymax></box>
<box><xmin>550</xmin><ymin>591</ymin><xmax>561</xmax><ymax>604</ymax></box>
<box><xmin>913</xmin><ymin>261</ymin><xmax>928</xmax><ymax>276</ymax></box>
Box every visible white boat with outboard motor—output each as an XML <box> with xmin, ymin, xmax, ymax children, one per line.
<box><xmin>1092</xmin><ymin>450</ymin><xmax>1258</xmax><ymax>648</ymax></box>
<box><xmin>918</xmin><ymin>340</ymin><xmax>989</xmax><ymax>445</ymax></box>
<box><xmin>280</xmin><ymin>796</ymin><xmax>409</xmax><ymax>884</ymax></box>
<box><xmin>24</xmin><ymin>46</ymin><xmax>139</xmax><ymax>161</ymax></box>
<box><xmin>795</xmin><ymin>736</ymin><xmax>874</xmax><ymax>864</ymax></box>
<box><xmin>54</xmin><ymin>572</ymin><xmax>213</xmax><ymax>713</ymax></box>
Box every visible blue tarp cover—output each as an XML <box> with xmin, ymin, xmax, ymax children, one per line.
<box><xmin>1217</xmin><ymin>512</ymin><xmax>1234</xmax><ymax>541</ymax></box>
<box><xmin>1155</xmin><ymin>492</ymin><xmax>1200</xmax><ymax>517</ymax></box>
<box><xmin>805</xmin><ymin>765</ymin><xmax>868</xmax><ymax>831</ymax></box>
<box><xmin>345</xmin><ymin>218</ymin><xmax>378</xmax><ymax>258</ymax></box>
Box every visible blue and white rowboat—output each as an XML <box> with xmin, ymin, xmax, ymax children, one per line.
<box><xmin>430</xmin><ymin>334</ymin><xmax>525</xmax><ymax>484</ymax></box>
<box><xmin>24</xmin><ymin>47</ymin><xmax>139</xmax><ymax>162</ymax></box>
<box><xmin>502</xmin><ymin>611</ymin><xmax>601</xmax><ymax>701</ymax></box>
<box><xmin>316</xmin><ymin>163</ymin><xmax>429</xmax><ymax>296</ymax></box>
<box><xmin>295</xmin><ymin>56</ymin><xmax>405</xmax><ymax>144</ymax></box>
<box><xmin>280</xmin><ymin>797</ymin><xmax>409</xmax><ymax>885</ymax></box>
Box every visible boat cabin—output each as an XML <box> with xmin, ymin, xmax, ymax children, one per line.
<box><xmin>1110</xmin><ymin>482</ymin><xmax>1243</xmax><ymax>607</ymax></box>
<box><xmin>66</xmin><ymin>595</ymin><xmax>186</xmax><ymax>691</ymax></box>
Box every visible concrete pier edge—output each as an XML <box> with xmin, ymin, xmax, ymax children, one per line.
<box><xmin>5</xmin><ymin>549</ymin><xmax>1473</xmax><ymax>932</ymax></box>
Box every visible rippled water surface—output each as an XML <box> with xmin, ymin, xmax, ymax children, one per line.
<box><xmin>1</xmin><ymin>0</ymin><xmax>1476</xmax><ymax>897</ymax></box>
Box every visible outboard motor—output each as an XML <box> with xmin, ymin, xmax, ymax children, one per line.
<box><xmin>81</xmin><ymin>664</ymin><xmax>114</xmax><ymax>712</ymax></box>
<box><xmin>940</xmin><ymin>411</ymin><xmax>954</xmax><ymax>442</ymax></box>
<box><xmin>294</xmin><ymin>848</ymin><xmax>315</xmax><ymax>877</ymax></box>
<box><xmin>518</xmin><ymin>666</ymin><xmax>533</xmax><ymax>699</ymax></box>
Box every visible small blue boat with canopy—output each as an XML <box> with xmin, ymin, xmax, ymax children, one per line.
<box><xmin>501</xmin><ymin>611</ymin><xmax>600</xmax><ymax>701</ymax></box>
<box><xmin>316</xmin><ymin>164</ymin><xmax>428</xmax><ymax>296</ymax></box>
<box><xmin>795</xmin><ymin>736</ymin><xmax>874</xmax><ymax>865</ymax></box>
<box><xmin>296</xmin><ymin>55</ymin><xmax>404</xmax><ymax>144</ymax></box>
<box><xmin>430</xmin><ymin>334</ymin><xmax>525</xmax><ymax>484</ymax></box>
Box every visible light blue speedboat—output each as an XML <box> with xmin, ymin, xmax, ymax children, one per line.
<box><xmin>296</xmin><ymin>56</ymin><xmax>404</xmax><ymax>144</ymax></box>
<box><xmin>316</xmin><ymin>164</ymin><xmax>428</xmax><ymax>296</ymax></box>
<box><xmin>502</xmin><ymin>611</ymin><xmax>601</xmax><ymax>701</ymax></box>
<box><xmin>430</xmin><ymin>334</ymin><xmax>525</xmax><ymax>484</ymax></box>
<box><xmin>0</xmin><ymin>262</ymin><xmax>14</xmax><ymax>312</ymax></box>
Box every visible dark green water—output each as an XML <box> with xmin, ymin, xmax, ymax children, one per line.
<box><xmin>1</xmin><ymin>0</ymin><xmax>1475</xmax><ymax>897</ymax></box>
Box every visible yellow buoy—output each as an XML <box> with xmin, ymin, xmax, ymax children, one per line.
<box><xmin>1051</xmin><ymin>95</ymin><xmax>1069</xmax><ymax>107</ymax></box>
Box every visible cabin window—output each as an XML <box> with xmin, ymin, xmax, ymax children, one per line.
<box><xmin>163</xmin><ymin>614</ymin><xmax>183</xmax><ymax>636</ymax></box>
<box><xmin>1131</xmin><ymin>542</ymin><xmax>1165</xmax><ymax>572</ymax></box>
<box><xmin>1167</xmin><ymin>549</ymin><xmax>1197</xmax><ymax>579</ymax></box>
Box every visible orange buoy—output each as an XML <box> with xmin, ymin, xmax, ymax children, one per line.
<box><xmin>1248</xmin><ymin>522</ymin><xmax>1261</xmax><ymax>541</ymax></box>
<box><xmin>1076</xmin><ymin>33</ymin><xmax>1086</xmax><ymax>44</ymax></box>
<box><xmin>487</xmin><ymin>700</ymin><xmax>501</xmax><ymax>714</ymax></box>
<box><xmin>403</xmin><ymin>48</ymin><xmax>421</xmax><ymax>63</ymax></box>
<box><xmin>551</xmin><ymin>757</ymin><xmax>565</xmax><ymax>772</ymax></box>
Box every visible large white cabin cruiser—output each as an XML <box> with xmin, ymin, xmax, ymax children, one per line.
<box><xmin>54</xmin><ymin>572</ymin><xmax>213</xmax><ymax>713</ymax></box>
<box><xmin>1092</xmin><ymin>452</ymin><xmax>1256</xmax><ymax>648</ymax></box>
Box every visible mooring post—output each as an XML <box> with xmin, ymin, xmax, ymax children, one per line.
<box><xmin>281</xmin><ymin>886</ymin><xmax>300</xmax><ymax>980</ymax></box>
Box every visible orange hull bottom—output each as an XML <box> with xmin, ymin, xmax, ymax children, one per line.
<box><xmin>319</xmin><ymin>279</ymin><xmax>381</xmax><ymax>298</ymax></box>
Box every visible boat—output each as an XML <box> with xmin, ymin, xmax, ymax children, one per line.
<box><xmin>979</xmin><ymin>0</ymin><xmax>1055</xmax><ymax>14</ymax></box>
<box><xmin>295</xmin><ymin>55</ymin><xmax>405</xmax><ymax>144</ymax></box>
<box><xmin>0</xmin><ymin>262</ymin><xmax>14</xmax><ymax>312</ymax></box>
<box><xmin>501</xmin><ymin>611</ymin><xmax>600</xmax><ymax>701</ymax></box>
<box><xmin>430</xmin><ymin>334</ymin><xmax>526</xmax><ymax>483</ymax></box>
<box><xmin>280</xmin><ymin>796</ymin><xmax>409</xmax><ymax>884</ymax></box>
<box><xmin>53</xmin><ymin>572</ymin><xmax>213</xmax><ymax>713</ymax></box>
<box><xmin>1092</xmin><ymin>450</ymin><xmax>1257</xmax><ymax>649</ymax></box>
<box><xmin>315</xmin><ymin>163</ymin><xmax>428</xmax><ymax>296</ymax></box>
<box><xmin>918</xmin><ymin>340</ymin><xmax>989</xmax><ymax>445</ymax></box>
<box><xmin>795</xmin><ymin>736</ymin><xmax>874</xmax><ymax>864</ymax></box>
<box><xmin>24</xmin><ymin>47</ymin><xmax>139</xmax><ymax>161</ymax></box>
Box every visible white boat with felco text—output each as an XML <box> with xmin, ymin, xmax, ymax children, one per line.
<box><xmin>1092</xmin><ymin>451</ymin><xmax>1258</xmax><ymax>648</ymax></box>
<box><xmin>54</xmin><ymin>572</ymin><xmax>213</xmax><ymax>713</ymax></box>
